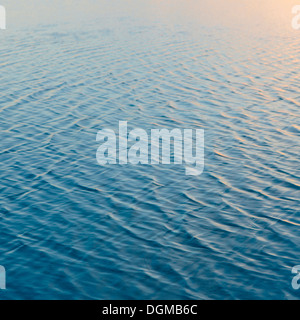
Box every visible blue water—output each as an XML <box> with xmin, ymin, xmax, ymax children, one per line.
<box><xmin>0</xmin><ymin>1</ymin><xmax>299</xmax><ymax>299</ymax></box>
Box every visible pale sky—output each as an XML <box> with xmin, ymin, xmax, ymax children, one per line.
<box><xmin>1</xmin><ymin>0</ymin><xmax>298</xmax><ymax>30</ymax></box>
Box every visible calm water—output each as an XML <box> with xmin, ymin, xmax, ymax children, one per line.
<box><xmin>0</xmin><ymin>1</ymin><xmax>299</xmax><ymax>299</ymax></box>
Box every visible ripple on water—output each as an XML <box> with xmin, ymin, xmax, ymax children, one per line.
<box><xmin>0</xmin><ymin>7</ymin><xmax>299</xmax><ymax>300</ymax></box>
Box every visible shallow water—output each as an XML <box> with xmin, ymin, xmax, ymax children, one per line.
<box><xmin>0</xmin><ymin>1</ymin><xmax>299</xmax><ymax>299</ymax></box>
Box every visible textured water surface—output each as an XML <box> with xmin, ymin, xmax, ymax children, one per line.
<box><xmin>0</xmin><ymin>1</ymin><xmax>299</xmax><ymax>299</ymax></box>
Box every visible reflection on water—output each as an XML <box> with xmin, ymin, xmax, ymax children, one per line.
<box><xmin>0</xmin><ymin>1</ymin><xmax>299</xmax><ymax>299</ymax></box>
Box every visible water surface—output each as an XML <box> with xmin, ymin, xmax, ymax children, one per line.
<box><xmin>0</xmin><ymin>1</ymin><xmax>299</xmax><ymax>299</ymax></box>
